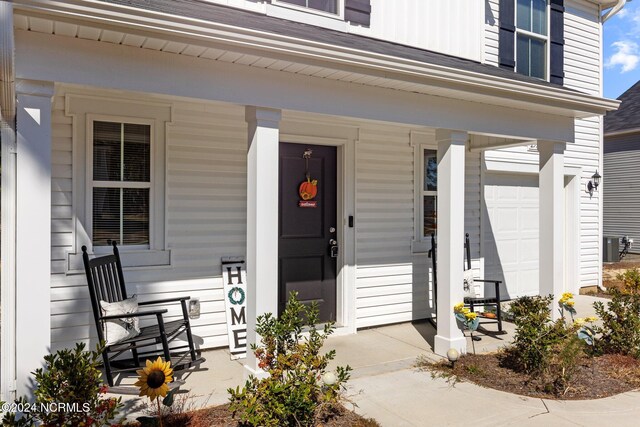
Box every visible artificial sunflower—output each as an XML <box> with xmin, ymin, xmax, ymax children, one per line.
<box><xmin>135</xmin><ymin>357</ymin><xmax>173</xmax><ymax>401</ymax></box>
<box><xmin>453</xmin><ymin>302</ymin><xmax>466</xmax><ymax>313</ymax></box>
<box><xmin>464</xmin><ymin>311</ymin><xmax>478</xmax><ymax>321</ymax></box>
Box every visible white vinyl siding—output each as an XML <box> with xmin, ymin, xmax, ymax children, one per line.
<box><xmin>354</xmin><ymin>127</ymin><xmax>415</xmax><ymax>328</ymax></box>
<box><xmin>51</xmin><ymin>94</ymin><xmax>74</xmax><ymax>275</ymax></box>
<box><xmin>50</xmin><ymin>89</ymin><xmax>248</xmax><ymax>352</ymax></box>
<box><xmin>482</xmin><ymin>0</ymin><xmax>602</xmax><ymax>289</ymax></box>
<box><xmin>485</xmin><ymin>0</ymin><xmax>500</xmax><ymax>66</ymax></box>
<box><xmin>564</xmin><ymin>0</ymin><xmax>601</xmax><ymax>286</ymax></box>
<box><xmin>51</xmin><ymin>90</ymin><xmax>88</xmax><ymax>346</ymax></box>
<box><xmin>204</xmin><ymin>0</ymin><xmax>484</xmax><ymax>61</ymax></box>
<box><xmin>571</xmin><ymin>117</ymin><xmax>602</xmax><ymax>286</ymax></box>
<box><xmin>51</xmin><ymin>86</ymin><xmax>489</xmax><ymax>348</ymax></box>
<box><xmin>354</xmin><ymin>129</ymin><xmax>482</xmax><ymax>328</ymax></box>
<box><xmin>352</xmin><ymin>0</ymin><xmax>483</xmax><ymax>61</ymax></box>
<box><xmin>564</xmin><ymin>0</ymin><xmax>601</xmax><ymax>96</ymax></box>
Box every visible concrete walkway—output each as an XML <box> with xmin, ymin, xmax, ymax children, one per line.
<box><xmin>348</xmin><ymin>368</ymin><xmax>640</xmax><ymax>426</ymax></box>
<box><xmin>341</xmin><ymin>295</ymin><xmax>640</xmax><ymax>427</ymax></box>
<box><xmin>112</xmin><ymin>295</ymin><xmax>640</xmax><ymax>426</ymax></box>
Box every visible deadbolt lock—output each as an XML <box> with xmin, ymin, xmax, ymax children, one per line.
<box><xmin>329</xmin><ymin>239</ymin><xmax>338</xmax><ymax>258</ymax></box>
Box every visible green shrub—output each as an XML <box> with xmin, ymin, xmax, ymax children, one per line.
<box><xmin>2</xmin><ymin>343</ymin><xmax>122</xmax><ymax>426</ymax></box>
<box><xmin>507</xmin><ymin>295</ymin><xmax>566</xmax><ymax>374</ymax></box>
<box><xmin>593</xmin><ymin>288</ymin><xmax>640</xmax><ymax>358</ymax></box>
<box><xmin>228</xmin><ymin>293</ymin><xmax>351</xmax><ymax>427</ymax></box>
<box><xmin>617</xmin><ymin>268</ymin><xmax>640</xmax><ymax>293</ymax></box>
<box><xmin>506</xmin><ymin>295</ymin><xmax>599</xmax><ymax>395</ymax></box>
<box><xmin>549</xmin><ymin>333</ymin><xmax>585</xmax><ymax>395</ymax></box>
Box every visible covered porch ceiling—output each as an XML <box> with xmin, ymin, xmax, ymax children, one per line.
<box><xmin>11</xmin><ymin>0</ymin><xmax>619</xmax><ymax>122</ymax></box>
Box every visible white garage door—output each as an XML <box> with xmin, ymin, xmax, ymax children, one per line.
<box><xmin>484</xmin><ymin>173</ymin><xmax>539</xmax><ymax>299</ymax></box>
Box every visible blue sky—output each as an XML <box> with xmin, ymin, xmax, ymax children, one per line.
<box><xmin>604</xmin><ymin>1</ymin><xmax>640</xmax><ymax>99</ymax></box>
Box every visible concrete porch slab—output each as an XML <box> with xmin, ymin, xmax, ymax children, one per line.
<box><xmin>109</xmin><ymin>295</ymin><xmax>613</xmax><ymax>425</ymax></box>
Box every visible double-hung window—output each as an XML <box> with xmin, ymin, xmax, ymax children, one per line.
<box><xmin>276</xmin><ymin>0</ymin><xmax>339</xmax><ymax>15</ymax></box>
<box><xmin>91</xmin><ymin>120</ymin><xmax>151</xmax><ymax>248</ymax></box>
<box><xmin>516</xmin><ymin>0</ymin><xmax>548</xmax><ymax>79</ymax></box>
<box><xmin>411</xmin><ymin>140</ymin><xmax>438</xmax><ymax>253</ymax></box>
<box><xmin>422</xmin><ymin>149</ymin><xmax>438</xmax><ymax>238</ymax></box>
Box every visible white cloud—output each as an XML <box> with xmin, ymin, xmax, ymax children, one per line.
<box><xmin>606</xmin><ymin>40</ymin><xmax>640</xmax><ymax>73</ymax></box>
<box><xmin>617</xmin><ymin>8</ymin><xmax>629</xmax><ymax>19</ymax></box>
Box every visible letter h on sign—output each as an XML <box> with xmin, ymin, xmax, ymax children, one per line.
<box><xmin>227</xmin><ymin>266</ymin><xmax>243</xmax><ymax>284</ymax></box>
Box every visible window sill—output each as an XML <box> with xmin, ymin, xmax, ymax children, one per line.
<box><xmin>411</xmin><ymin>240</ymin><xmax>432</xmax><ymax>254</ymax></box>
<box><xmin>66</xmin><ymin>249</ymin><xmax>172</xmax><ymax>274</ymax></box>
<box><xmin>271</xmin><ymin>1</ymin><xmax>343</xmax><ymax>19</ymax></box>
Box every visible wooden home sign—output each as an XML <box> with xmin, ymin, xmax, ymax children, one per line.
<box><xmin>221</xmin><ymin>256</ymin><xmax>247</xmax><ymax>359</ymax></box>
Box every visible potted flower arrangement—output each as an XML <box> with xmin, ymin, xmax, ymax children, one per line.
<box><xmin>453</xmin><ymin>303</ymin><xmax>480</xmax><ymax>353</ymax></box>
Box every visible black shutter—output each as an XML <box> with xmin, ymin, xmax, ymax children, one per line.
<box><xmin>345</xmin><ymin>0</ymin><xmax>371</xmax><ymax>27</ymax></box>
<box><xmin>498</xmin><ymin>0</ymin><xmax>516</xmax><ymax>70</ymax></box>
<box><xmin>549</xmin><ymin>0</ymin><xmax>565</xmax><ymax>85</ymax></box>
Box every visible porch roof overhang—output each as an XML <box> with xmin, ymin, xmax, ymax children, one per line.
<box><xmin>12</xmin><ymin>0</ymin><xmax>619</xmax><ymax>122</ymax></box>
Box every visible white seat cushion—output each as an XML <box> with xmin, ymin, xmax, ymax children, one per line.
<box><xmin>100</xmin><ymin>296</ymin><xmax>141</xmax><ymax>345</ymax></box>
<box><xmin>463</xmin><ymin>269</ymin><xmax>481</xmax><ymax>299</ymax></box>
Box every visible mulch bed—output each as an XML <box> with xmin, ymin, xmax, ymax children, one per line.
<box><xmin>127</xmin><ymin>403</ymin><xmax>379</xmax><ymax>426</ymax></box>
<box><xmin>424</xmin><ymin>353</ymin><xmax>640</xmax><ymax>400</ymax></box>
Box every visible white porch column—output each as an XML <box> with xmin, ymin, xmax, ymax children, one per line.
<box><xmin>538</xmin><ymin>141</ymin><xmax>565</xmax><ymax>320</ymax></box>
<box><xmin>434</xmin><ymin>129</ymin><xmax>468</xmax><ymax>356</ymax></box>
<box><xmin>244</xmin><ymin>106</ymin><xmax>281</xmax><ymax>374</ymax></box>
<box><xmin>15</xmin><ymin>80</ymin><xmax>54</xmax><ymax>396</ymax></box>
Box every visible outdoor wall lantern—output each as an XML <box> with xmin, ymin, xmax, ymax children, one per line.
<box><xmin>587</xmin><ymin>170</ymin><xmax>601</xmax><ymax>196</ymax></box>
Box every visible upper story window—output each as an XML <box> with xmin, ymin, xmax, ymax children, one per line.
<box><xmin>92</xmin><ymin>120</ymin><xmax>151</xmax><ymax>248</ymax></box>
<box><xmin>515</xmin><ymin>0</ymin><xmax>548</xmax><ymax>79</ymax></box>
<box><xmin>276</xmin><ymin>0</ymin><xmax>339</xmax><ymax>15</ymax></box>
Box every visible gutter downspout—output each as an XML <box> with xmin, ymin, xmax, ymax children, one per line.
<box><xmin>0</xmin><ymin>0</ymin><xmax>17</xmax><ymax>402</ymax></box>
<box><xmin>602</xmin><ymin>0</ymin><xmax>626</xmax><ymax>23</ymax></box>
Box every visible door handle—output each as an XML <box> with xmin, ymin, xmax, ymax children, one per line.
<box><xmin>329</xmin><ymin>239</ymin><xmax>338</xmax><ymax>258</ymax></box>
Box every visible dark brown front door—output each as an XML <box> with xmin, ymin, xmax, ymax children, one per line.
<box><xmin>279</xmin><ymin>143</ymin><xmax>337</xmax><ymax>322</ymax></box>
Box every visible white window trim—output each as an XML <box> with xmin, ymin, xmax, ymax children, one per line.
<box><xmin>65</xmin><ymin>93</ymin><xmax>173</xmax><ymax>272</ymax></box>
<box><xmin>86</xmin><ymin>115</ymin><xmax>156</xmax><ymax>254</ymax></box>
<box><xmin>514</xmin><ymin>0</ymin><xmax>550</xmax><ymax>81</ymax></box>
<box><xmin>272</xmin><ymin>0</ymin><xmax>344</xmax><ymax>20</ymax></box>
<box><xmin>411</xmin><ymin>131</ymin><xmax>437</xmax><ymax>254</ymax></box>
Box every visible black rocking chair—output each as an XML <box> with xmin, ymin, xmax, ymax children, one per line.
<box><xmin>82</xmin><ymin>242</ymin><xmax>203</xmax><ymax>386</ymax></box>
<box><xmin>429</xmin><ymin>233</ymin><xmax>504</xmax><ymax>332</ymax></box>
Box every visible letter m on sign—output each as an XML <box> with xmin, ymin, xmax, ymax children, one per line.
<box><xmin>231</xmin><ymin>306</ymin><xmax>246</xmax><ymax>325</ymax></box>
